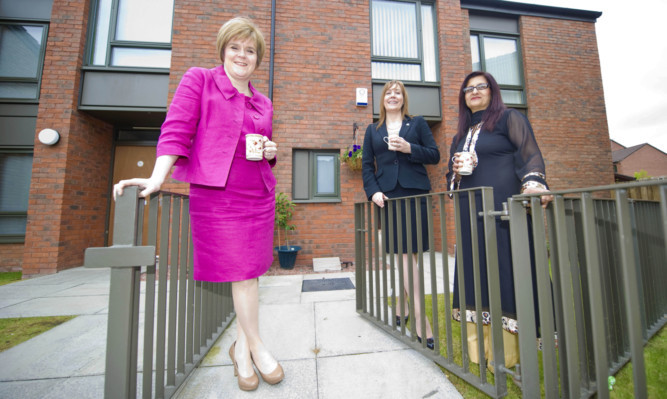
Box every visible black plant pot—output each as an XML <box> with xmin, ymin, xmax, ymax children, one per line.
<box><xmin>275</xmin><ymin>245</ymin><xmax>301</xmax><ymax>269</ymax></box>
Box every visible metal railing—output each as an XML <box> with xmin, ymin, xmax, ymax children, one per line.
<box><xmin>354</xmin><ymin>179</ymin><xmax>666</xmax><ymax>398</ymax></box>
<box><xmin>85</xmin><ymin>187</ymin><xmax>234</xmax><ymax>399</ymax></box>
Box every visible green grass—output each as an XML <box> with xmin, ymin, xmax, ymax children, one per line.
<box><xmin>401</xmin><ymin>293</ymin><xmax>666</xmax><ymax>398</ymax></box>
<box><xmin>0</xmin><ymin>316</ymin><xmax>76</xmax><ymax>352</ymax></box>
<box><xmin>0</xmin><ymin>271</ymin><xmax>22</xmax><ymax>286</ymax></box>
<box><xmin>0</xmin><ymin>271</ymin><xmax>77</xmax><ymax>353</ymax></box>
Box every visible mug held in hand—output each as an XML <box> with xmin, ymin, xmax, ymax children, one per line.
<box><xmin>383</xmin><ymin>133</ymin><xmax>399</xmax><ymax>151</ymax></box>
<box><xmin>245</xmin><ymin>133</ymin><xmax>265</xmax><ymax>161</ymax></box>
<box><xmin>457</xmin><ymin>151</ymin><xmax>477</xmax><ymax>175</ymax></box>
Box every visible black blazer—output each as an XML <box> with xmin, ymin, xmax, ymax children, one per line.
<box><xmin>362</xmin><ymin>115</ymin><xmax>440</xmax><ymax>200</ymax></box>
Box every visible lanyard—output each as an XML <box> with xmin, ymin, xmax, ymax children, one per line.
<box><xmin>450</xmin><ymin>122</ymin><xmax>483</xmax><ymax>192</ymax></box>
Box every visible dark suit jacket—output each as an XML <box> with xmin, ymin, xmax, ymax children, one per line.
<box><xmin>362</xmin><ymin>115</ymin><xmax>440</xmax><ymax>200</ymax></box>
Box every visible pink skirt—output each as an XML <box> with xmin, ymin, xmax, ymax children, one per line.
<box><xmin>189</xmin><ymin>156</ymin><xmax>275</xmax><ymax>282</ymax></box>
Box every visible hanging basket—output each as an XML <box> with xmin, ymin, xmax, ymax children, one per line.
<box><xmin>343</xmin><ymin>156</ymin><xmax>362</xmax><ymax>171</ymax></box>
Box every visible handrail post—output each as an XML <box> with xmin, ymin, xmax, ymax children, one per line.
<box><xmin>84</xmin><ymin>186</ymin><xmax>154</xmax><ymax>399</ymax></box>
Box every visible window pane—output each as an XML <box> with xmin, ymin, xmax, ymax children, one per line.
<box><xmin>316</xmin><ymin>155</ymin><xmax>335</xmax><ymax>195</ymax></box>
<box><xmin>111</xmin><ymin>48</ymin><xmax>171</xmax><ymax>68</ymax></box>
<box><xmin>500</xmin><ymin>89</ymin><xmax>524</xmax><ymax>104</ymax></box>
<box><xmin>92</xmin><ymin>0</ymin><xmax>112</xmax><ymax>65</ymax></box>
<box><xmin>483</xmin><ymin>37</ymin><xmax>520</xmax><ymax>85</ymax></box>
<box><xmin>470</xmin><ymin>35</ymin><xmax>481</xmax><ymax>71</ymax></box>
<box><xmin>372</xmin><ymin>62</ymin><xmax>420</xmax><ymax>81</ymax></box>
<box><xmin>421</xmin><ymin>5</ymin><xmax>437</xmax><ymax>82</ymax></box>
<box><xmin>0</xmin><ymin>216</ymin><xmax>27</xmax><ymax>236</ymax></box>
<box><xmin>0</xmin><ymin>25</ymin><xmax>43</xmax><ymax>79</ymax></box>
<box><xmin>293</xmin><ymin>150</ymin><xmax>309</xmax><ymax>200</ymax></box>
<box><xmin>0</xmin><ymin>82</ymin><xmax>39</xmax><ymax>99</ymax></box>
<box><xmin>372</xmin><ymin>0</ymin><xmax>418</xmax><ymax>59</ymax></box>
<box><xmin>0</xmin><ymin>153</ymin><xmax>33</xmax><ymax>212</ymax></box>
<box><xmin>115</xmin><ymin>0</ymin><xmax>174</xmax><ymax>43</ymax></box>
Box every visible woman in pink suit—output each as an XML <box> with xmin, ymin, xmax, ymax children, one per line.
<box><xmin>113</xmin><ymin>17</ymin><xmax>283</xmax><ymax>391</ymax></box>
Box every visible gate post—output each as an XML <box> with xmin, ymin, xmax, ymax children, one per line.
<box><xmin>84</xmin><ymin>186</ymin><xmax>155</xmax><ymax>399</ymax></box>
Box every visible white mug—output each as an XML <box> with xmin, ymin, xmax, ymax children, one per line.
<box><xmin>383</xmin><ymin>132</ymin><xmax>399</xmax><ymax>151</ymax></box>
<box><xmin>457</xmin><ymin>151</ymin><xmax>476</xmax><ymax>175</ymax></box>
<box><xmin>245</xmin><ymin>134</ymin><xmax>264</xmax><ymax>161</ymax></box>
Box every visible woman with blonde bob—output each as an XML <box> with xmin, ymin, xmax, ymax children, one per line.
<box><xmin>114</xmin><ymin>17</ymin><xmax>283</xmax><ymax>391</ymax></box>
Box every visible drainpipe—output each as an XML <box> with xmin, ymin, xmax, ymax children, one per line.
<box><xmin>268</xmin><ymin>0</ymin><xmax>276</xmax><ymax>100</ymax></box>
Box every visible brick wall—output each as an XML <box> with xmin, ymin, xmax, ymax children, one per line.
<box><xmin>520</xmin><ymin>16</ymin><xmax>613</xmax><ymax>189</ymax></box>
<box><xmin>21</xmin><ymin>0</ymin><xmax>113</xmax><ymax>277</ymax></box>
<box><xmin>11</xmin><ymin>0</ymin><xmax>616</xmax><ymax>276</ymax></box>
<box><xmin>0</xmin><ymin>244</ymin><xmax>23</xmax><ymax>272</ymax></box>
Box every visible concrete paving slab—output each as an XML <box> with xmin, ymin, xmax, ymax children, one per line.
<box><xmin>202</xmin><ymin>302</ymin><xmax>316</xmax><ymax>366</ymax></box>
<box><xmin>258</xmin><ymin>275</ymin><xmax>303</xmax><ymax>305</ymax></box>
<box><xmin>301</xmin><ymin>289</ymin><xmax>356</xmax><ymax>304</ymax></box>
<box><xmin>10</xmin><ymin>268</ymin><xmax>110</xmax><ymax>287</ymax></box>
<box><xmin>314</xmin><ymin>299</ymin><xmax>408</xmax><ymax>357</ymax></box>
<box><xmin>47</xmin><ymin>283</ymin><xmax>110</xmax><ymax>297</ymax></box>
<box><xmin>0</xmin><ymin>314</ymin><xmax>106</xmax><ymax>381</ymax></box>
<box><xmin>40</xmin><ymin>375</ymin><xmax>106</xmax><ymax>399</ymax></box>
<box><xmin>173</xmin><ymin>359</ymin><xmax>318</xmax><ymax>399</ymax></box>
<box><xmin>0</xmin><ymin>379</ymin><xmax>54</xmax><ymax>399</ymax></box>
<box><xmin>0</xmin><ymin>295</ymin><xmax>109</xmax><ymax>318</ymax></box>
<box><xmin>317</xmin><ymin>350</ymin><xmax>462</xmax><ymax>399</ymax></box>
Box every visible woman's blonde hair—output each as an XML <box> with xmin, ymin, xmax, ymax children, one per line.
<box><xmin>377</xmin><ymin>80</ymin><xmax>410</xmax><ymax>128</ymax></box>
<box><xmin>216</xmin><ymin>17</ymin><xmax>266</xmax><ymax>67</ymax></box>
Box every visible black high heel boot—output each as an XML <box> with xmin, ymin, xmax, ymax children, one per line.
<box><xmin>395</xmin><ymin>315</ymin><xmax>409</xmax><ymax>326</ymax></box>
<box><xmin>417</xmin><ymin>336</ymin><xmax>435</xmax><ymax>350</ymax></box>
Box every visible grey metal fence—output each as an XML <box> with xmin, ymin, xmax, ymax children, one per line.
<box><xmin>85</xmin><ymin>187</ymin><xmax>234</xmax><ymax>399</ymax></box>
<box><xmin>354</xmin><ymin>179</ymin><xmax>666</xmax><ymax>398</ymax></box>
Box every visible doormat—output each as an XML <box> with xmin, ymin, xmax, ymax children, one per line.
<box><xmin>301</xmin><ymin>278</ymin><xmax>355</xmax><ymax>292</ymax></box>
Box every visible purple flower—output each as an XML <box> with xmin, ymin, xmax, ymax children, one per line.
<box><xmin>348</xmin><ymin>151</ymin><xmax>353</xmax><ymax>157</ymax></box>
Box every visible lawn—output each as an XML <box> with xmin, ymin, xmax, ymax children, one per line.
<box><xmin>0</xmin><ymin>316</ymin><xmax>76</xmax><ymax>352</ymax></box>
<box><xmin>0</xmin><ymin>271</ymin><xmax>21</xmax><ymax>286</ymax></box>
<box><xmin>0</xmin><ymin>272</ymin><xmax>76</xmax><ymax>352</ymax></box>
<box><xmin>408</xmin><ymin>293</ymin><xmax>666</xmax><ymax>398</ymax></box>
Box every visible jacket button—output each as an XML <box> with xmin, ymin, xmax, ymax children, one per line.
<box><xmin>246</xmin><ymin>103</ymin><xmax>252</xmax><ymax>109</ymax></box>
<box><xmin>394</xmin><ymin>160</ymin><xmax>398</xmax><ymax>164</ymax></box>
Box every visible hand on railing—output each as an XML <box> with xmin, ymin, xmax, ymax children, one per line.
<box><xmin>113</xmin><ymin>155</ymin><xmax>178</xmax><ymax>200</ymax></box>
<box><xmin>113</xmin><ymin>177</ymin><xmax>162</xmax><ymax>200</ymax></box>
<box><xmin>522</xmin><ymin>186</ymin><xmax>553</xmax><ymax>209</ymax></box>
<box><xmin>372</xmin><ymin>191</ymin><xmax>389</xmax><ymax>208</ymax></box>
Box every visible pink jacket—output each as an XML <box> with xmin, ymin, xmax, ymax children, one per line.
<box><xmin>156</xmin><ymin>65</ymin><xmax>275</xmax><ymax>189</ymax></box>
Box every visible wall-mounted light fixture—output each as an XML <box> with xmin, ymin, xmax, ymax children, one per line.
<box><xmin>38</xmin><ymin>129</ymin><xmax>60</xmax><ymax>145</ymax></box>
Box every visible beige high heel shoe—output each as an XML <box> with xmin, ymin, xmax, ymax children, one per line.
<box><xmin>229</xmin><ymin>342</ymin><xmax>259</xmax><ymax>391</ymax></box>
<box><xmin>251</xmin><ymin>352</ymin><xmax>284</xmax><ymax>385</ymax></box>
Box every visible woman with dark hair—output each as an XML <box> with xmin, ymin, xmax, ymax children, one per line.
<box><xmin>362</xmin><ymin>80</ymin><xmax>440</xmax><ymax>348</ymax></box>
<box><xmin>447</xmin><ymin>71</ymin><xmax>552</xmax><ymax>374</ymax></box>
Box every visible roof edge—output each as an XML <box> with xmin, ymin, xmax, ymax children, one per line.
<box><xmin>461</xmin><ymin>0</ymin><xmax>602</xmax><ymax>22</ymax></box>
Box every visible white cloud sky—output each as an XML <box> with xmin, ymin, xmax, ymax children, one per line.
<box><xmin>505</xmin><ymin>0</ymin><xmax>667</xmax><ymax>152</ymax></box>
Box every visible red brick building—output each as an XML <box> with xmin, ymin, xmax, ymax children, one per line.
<box><xmin>1</xmin><ymin>0</ymin><xmax>613</xmax><ymax>276</ymax></box>
<box><xmin>611</xmin><ymin>140</ymin><xmax>667</xmax><ymax>180</ymax></box>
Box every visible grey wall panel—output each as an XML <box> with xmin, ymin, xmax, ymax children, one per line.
<box><xmin>81</xmin><ymin>71</ymin><xmax>169</xmax><ymax>109</ymax></box>
<box><xmin>0</xmin><ymin>116</ymin><xmax>36</xmax><ymax>146</ymax></box>
<box><xmin>0</xmin><ymin>0</ymin><xmax>53</xmax><ymax>20</ymax></box>
<box><xmin>372</xmin><ymin>83</ymin><xmax>441</xmax><ymax>119</ymax></box>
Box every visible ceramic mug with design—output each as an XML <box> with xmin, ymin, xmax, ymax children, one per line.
<box><xmin>245</xmin><ymin>133</ymin><xmax>265</xmax><ymax>161</ymax></box>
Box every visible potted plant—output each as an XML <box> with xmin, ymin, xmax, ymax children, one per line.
<box><xmin>274</xmin><ymin>192</ymin><xmax>301</xmax><ymax>269</ymax></box>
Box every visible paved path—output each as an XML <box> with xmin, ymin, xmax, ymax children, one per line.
<box><xmin>0</xmin><ymin>266</ymin><xmax>462</xmax><ymax>398</ymax></box>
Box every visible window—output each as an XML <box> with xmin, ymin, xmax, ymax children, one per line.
<box><xmin>0</xmin><ymin>150</ymin><xmax>33</xmax><ymax>242</ymax></box>
<box><xmin>89</xmin><ymin>0</ymin><xmax>174</xmax><ymax>68</ymax></box>
<box><xmin>469</xmin><ymin>14</ymin><xmax>525</xmax><ymax>106</ymax></box>
<box><xmin>293</xmin><ymin>150</ymin><xmax>340</xmax><ymax>202</ymax></box>
<box><xmin>0</xmin><ymin>22</ymin><xmax>48</xmax><ymax>100</ymax></box>
<box><xmin>371</xmin><ymin>0</ymin><xmax>438</xmax><ymax>83</ymax></box>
